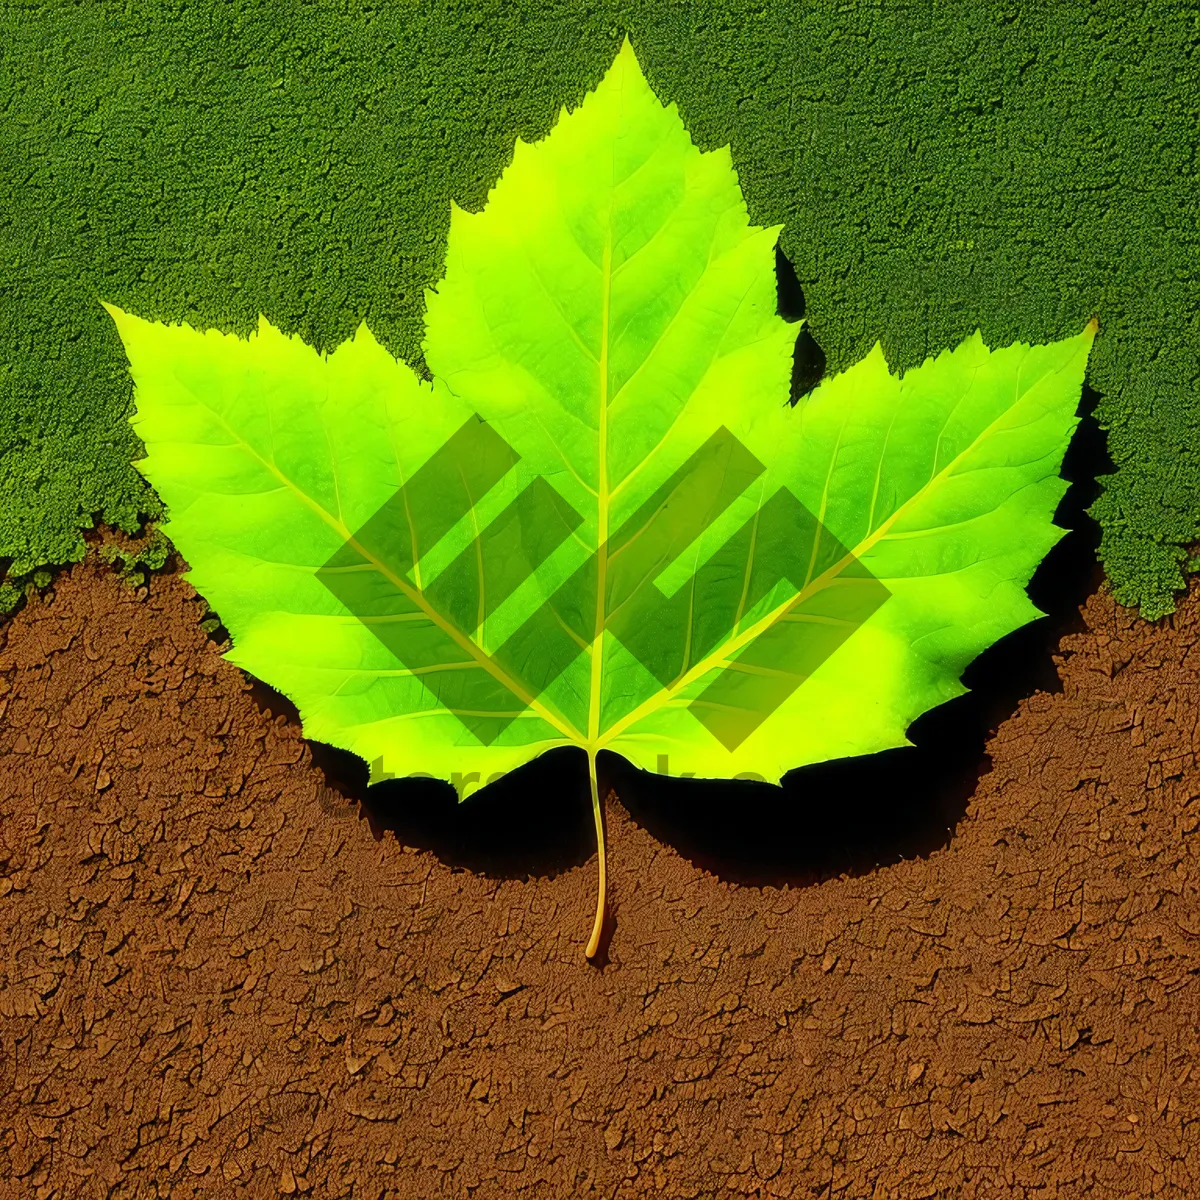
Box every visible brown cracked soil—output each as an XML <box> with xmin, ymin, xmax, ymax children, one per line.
<box><xmin>2</xmin><ymin>540</ymin><xmax>1200</xmax><ymax>1199</ymax></box>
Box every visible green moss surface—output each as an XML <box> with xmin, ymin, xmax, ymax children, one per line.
<box><xmin>2</xmin><ymin>0</ymin><xmax>1198</xmax><ymax>616</ymax></box>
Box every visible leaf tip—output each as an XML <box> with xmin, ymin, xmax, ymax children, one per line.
<box><xmin>609</xmin><ymin>33</ymin><xmax>649</xmax><ymax>88</ymax></box>
<box><xmin>1085</xmin><ymin>315</ymin><xmax>1099</xmax><ymax>338</ymax></box>
<box><xmin>99</xmin><ymin>300</ymin><xmax>139</xmax><ymax>337</ymax></box>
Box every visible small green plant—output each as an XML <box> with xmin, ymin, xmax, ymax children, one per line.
<box><xmin>103</xmin><ymin>41</ymin><xmax>1095</xmax><ymax>957</ymax></box>
<box><xmin>95</xmin><ymin>527</ymin><xmax>172</xmax><ymax>590</ymax></box>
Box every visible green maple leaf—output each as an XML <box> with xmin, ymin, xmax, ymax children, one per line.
<box><xmin>103</xmin><ymin>40</ymin><xmax>1096</xmax><ymax>957</ymax></box>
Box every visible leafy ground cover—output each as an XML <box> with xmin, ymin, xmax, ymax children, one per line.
<box><xmin>2</xmin><ymin>0</ymin><xmax>1198</xmax><ymax>618</ymax></box>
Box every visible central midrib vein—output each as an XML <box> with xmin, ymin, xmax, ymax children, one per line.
<box><xmin>586</xmin><ymin>234</ymin><xmax>614</xmax><ymax>753</ymax></box>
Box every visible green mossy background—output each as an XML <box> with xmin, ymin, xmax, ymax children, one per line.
<box><xmin>2</xmin><ymin>0</ymin><xmax>1198</xmax><ymax>616</ymax></box>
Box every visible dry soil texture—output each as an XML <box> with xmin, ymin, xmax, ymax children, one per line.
<box><xmin>2</xmin><ymin>546</ymin><xmax>1200</xmax><ymax>1199</ymax></box>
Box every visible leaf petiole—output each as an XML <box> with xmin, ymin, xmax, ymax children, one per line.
<box><xmin>584</xmin><ymin>749</ymin><xmax>607</xmax><ymax>959</ymax></box>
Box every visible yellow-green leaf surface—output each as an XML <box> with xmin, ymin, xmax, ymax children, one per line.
<box><xmin>104</xmin><ymin>39</ymin><xmax>1096</xmax><ymax>957</ymax></box>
